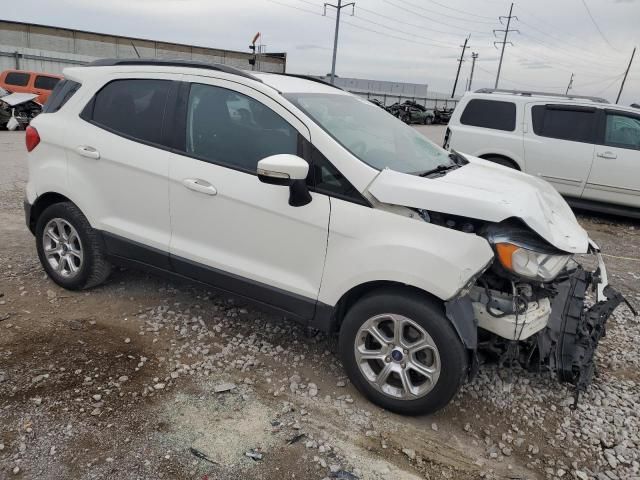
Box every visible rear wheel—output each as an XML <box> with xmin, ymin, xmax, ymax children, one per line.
<box><xmin>400</xmin><ymin>114</ymin><xmax>411</xmax><ymax>124</ymax></box>
<box><xmin>339</xmin><ymin>288</ymin><xmax>467</xmax><ymax>415</ymax></box>
<box><xmin>424</xmin><ymin>115</ymin><xmax>433</xmax><ymax>125</ymax></box>
<box><xmin>35</xmin><ymin>202</ymin><xmax>111</xmax><ymax>290</ymax></box>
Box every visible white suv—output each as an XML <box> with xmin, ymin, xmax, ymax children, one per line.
<box><xmin>24</xmin><ymin>60</ymin><xmax>626</xmax><ymax>415</ymax></box>
<box><xmin>446</xmin><ymin>89</ymin><xmax>640</xmax><ymax>217</ymax></box>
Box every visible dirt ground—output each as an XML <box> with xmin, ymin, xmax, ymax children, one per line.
<box><xmin>1</xmin><ymin>129</ymin><xmax>639</xmax><ymax>480</ymax></box>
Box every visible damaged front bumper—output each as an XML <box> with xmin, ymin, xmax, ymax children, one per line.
<box><xmin>538</xmin><ymin>242</ymin><xmax>628</xmax><ymax>396</ymax></box>
<box><xmin>448</xmin><ymin>240</ymin><xmax>631</xmax><ymax>398</ymax></box>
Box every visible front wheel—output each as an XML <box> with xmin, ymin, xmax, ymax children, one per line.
<box><xmin>424</xmin><ymin>115</ymin><xmax>433</xmax><ymax>125</ymax></box>
<box><xmin>339</xmin><ymin>288</ymin><xmax>467</xmax><ymax>415</ymax></box>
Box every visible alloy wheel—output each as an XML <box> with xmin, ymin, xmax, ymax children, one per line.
<box><xmin>354</xmin><ymin>313</ymin><xmax>441</xmax><ymax>400</ymax></box>
<box><xmin>42</xmin><ymin>218</ymin><xmax>84</xmax><ymax>279</ymax></box>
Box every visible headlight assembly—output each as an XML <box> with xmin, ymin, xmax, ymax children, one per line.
<box><xmin>495</xmin><ymin>242</ymin><xmax>571</xmax><ymax>282</ymax></box>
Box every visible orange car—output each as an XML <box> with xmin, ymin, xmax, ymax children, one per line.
<box><xmin>0</xmin><ymin>70</ymin><xmax>63</xmax><ymax>105</ymax></box>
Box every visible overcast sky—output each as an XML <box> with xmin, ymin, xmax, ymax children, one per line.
<box><xmin>5</xmin><ymin>0</ymin><xmax>640</xmax><ymax>103</ymax></box>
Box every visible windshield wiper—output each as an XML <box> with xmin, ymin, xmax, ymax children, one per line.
<box><xmin>449</xmin><ymin>149</ymin><xmax>469</xmax><ymax>166</ymax></box>
<box><xmin>417</xmin><ymin>163</ymin><xmax>458</xmax><ymax>177</ymax></box>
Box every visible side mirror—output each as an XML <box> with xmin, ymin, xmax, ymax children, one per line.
<box><xmin>257</xmin><ymin>154</ymin><xmax>309</xmax><ymax>185</ymax></box>
<box><xmin>257</xmin><ymin>154</ymin><xmax>312</xmax><ymax>207</ymax></box>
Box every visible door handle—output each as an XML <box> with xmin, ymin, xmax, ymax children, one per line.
<box><xmin>76</xmin><ymin>145</ymin><xmax>100</xmax><ymax>159</ymax></box>
<box><xmin>597</xmin><ymin>151</ymin><xmax>617</xmax><ymax>160</ymax></box>
<box><xmin>182</xmin><ymin>178</ymin><xmax>217</xmax><ymax>195</ymax></box>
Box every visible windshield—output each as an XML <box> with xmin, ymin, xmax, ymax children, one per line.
<box><xmin>285</xmin><ymin>93</ymin><xmax>452</xmax><ymax>174</ymax></box>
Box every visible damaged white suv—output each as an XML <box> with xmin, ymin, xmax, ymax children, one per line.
<box><xmin>25</xmin><ymin>59</ymin><xmax>627</xmax><ymax>415</ymax></box>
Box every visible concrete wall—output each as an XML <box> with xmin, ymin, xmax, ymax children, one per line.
<box><xmin>0</xmin><ymin>21</ymin><xmax>286</xmax><ymax>75</ymax></box>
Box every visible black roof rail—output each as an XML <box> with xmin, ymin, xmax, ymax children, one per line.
<box><xmin>274</xmin><ymin>73</ymin><xmax>344</xmax><ymax>91</ymax></box>
<box><xmin>474</xmin><ymin>88</ymin><xmax>609</xmax><ymax>104</ymax></box>
<box><xmin>87</xmin><ymin>58</ymin><xmax>262</xmax><ymax>82</ymax></box>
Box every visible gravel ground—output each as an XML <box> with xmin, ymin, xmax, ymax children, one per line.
<box><xmin>1</xmin><ymin>129</ymin><xmax>639</xmax><ymax>480</ymax></box>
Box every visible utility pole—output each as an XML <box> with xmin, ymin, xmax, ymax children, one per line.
<box><xmin>324</xmin><ymin>0</ymin><xmax>355</xmax><ymax>85</ymax></box>
<box><xmin>451</xmin><ymin>35</ymin><xmax>470</xmax><ymax>98</ymax></box>
<box><xmin>565</xmin><ymin>73</ymin><xmax>574</xmax><ymax>95</ymax></box>
<box><xmin>616</xmin><ymin>47</ymin><xmax>636</xmax><ymax>104</ymax></box>
<box><xmin>494</xmin><ymin>3</ymin><xmax>519</xmax><ymax>89</ymax></box>
<box><xmin>467</xmin><ymin>52</ymin><xmax>478</xmax><ymax>91</ymax></box>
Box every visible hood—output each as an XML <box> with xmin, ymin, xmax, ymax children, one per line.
<box><xmin>367</xmin><ymin>156</ymin><xmax>589</xmax><ymax>254</ymax></box>
<box><xmin>0</xmin><ymin>92</ymin><xmax>39</xmax><ymax>107</ymax></box>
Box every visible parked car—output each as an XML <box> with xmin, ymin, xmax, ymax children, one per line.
<box><xmin>446</xmin><ymin>89</ymin><xmax>640</xmax><ymax>218</ymax></box>
<box><xmin>0</xmin><ymin>69</ymin><xmax>62</xmax><ymax>105</ymax></box>
<box><xmin>24</xmin><ymin>59</ymin><xmax>626</xmax><ymax>415</ymax></box>
<box><xmin>387</xmin><ymin>101</ymin><xmax>435</xmax><ymax>124</ymax></box>
<box><xmin>433</xmin><ymin>107</ymin><xmax>453</xmax><ymax>125</ymax></box>
<box><xmin>0</xmin><ymin>87</ymin><xmax>42</xmax><ymax>130</ymax></box>
<box><xmin>368</xmin><ymin>98</ymin><xmax>386</xmax><ymax>109</ymax></box>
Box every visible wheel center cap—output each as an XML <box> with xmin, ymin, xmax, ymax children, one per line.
<box><xmin>391</xmin><ymin>350</ymin><xmax>404</xmax><ymax>362</ymax></box>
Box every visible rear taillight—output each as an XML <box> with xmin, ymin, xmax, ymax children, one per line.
<box><xmin>26</xmin><ymin>126</ymin><xmax>40</xmax><ymax>152</ymax></box>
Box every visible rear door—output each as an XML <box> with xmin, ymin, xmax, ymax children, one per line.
<box><xmin>523</xmin><ymin>103</ymin><xmax>597</xmax><ymax>198</ymax></box>
<box><xmin>67</xmin><ymin>75</ymin><xmax>176</xmax><ymax>262</ymax></box>
<box><xmin>583</xmin><ymin>109</ymin><xmax>640</xmax><ymax>207</ymax></box>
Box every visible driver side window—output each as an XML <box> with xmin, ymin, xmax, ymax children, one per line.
<box><xmin>605</xmin><ymin>113</ymin><xmax>640</xmax><ymax>150</ymax></box>
<box><xmin>184</xmin><ymin>83</ymin><xmax>300</xmax><ymax>171</ymax></box>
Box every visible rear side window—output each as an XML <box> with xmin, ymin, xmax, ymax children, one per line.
<box><xmin>42</xmin><ymin>80</ymin><xmax>81</xmax><ymax>113</ymax></box>
<box><xmin>531</xmin><ymin>105</ymin><xmax>597</xmax><ymax>143</ymax></box>
<box><xmin>34</xmin><ymin>75</ymin><xmax>60</xmax><ymax>90</ymax></box>
<box><xmin>460</xmin><ymin>99</ymin><xmax>516</xmax><ymax>131</ymax></box>
<box><xmin>85</xmin><ymin>79</ymin><xmax>171</xmax><ymax>145</ymax></box>
<box><xmin>5</xmin><ymin>72</ymin><xmax>30</xmax><ymax>87</ymax></box>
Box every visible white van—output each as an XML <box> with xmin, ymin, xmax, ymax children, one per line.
<box><xmin>446</xmin><ymin>89</ymin><xmax>640</xmax><ymax>217</ymax></box>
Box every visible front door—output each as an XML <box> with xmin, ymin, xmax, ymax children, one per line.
<box><xmin>583</xmin><ymin>110</ymin><xmax>640</xmax><ymax>208</ymax></box>
<box><xmin>167</xmin><ymin>78</ymin><xmax>330</xmax><ymax>318</ymax></box>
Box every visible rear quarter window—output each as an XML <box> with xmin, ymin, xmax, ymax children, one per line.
<box><xmin>82</xmin><ymin>79</ymin><xmax>171</xmax><ymax>145</ymax></box>
<box><xmin>460</xmin><ymin>99</ymin><xmax>516</xmax><ymax>131</ymax></box>
<box><xmin>4</xmin><ymin>71</ymin><xmax>30</xmax><ymax>87</ymax></box>
<box><xmin>531</xmin><ymin>105</ymin><xmax>597</xmax><ymax>143</ymax></box>
<box><xmin>34</xmin><ymin>75</ymin><xmax>60</xmax><ymax>90</ymax></box>
<box><xmin>42</xmin><ymin>80</ymin><xmax>81</xmax><ymax>113</ymax></box>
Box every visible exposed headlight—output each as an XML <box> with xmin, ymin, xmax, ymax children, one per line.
<box><xmin>495</xmin><ymin>242</ymin><xmax>571</xmax><ymax>282</ymax></box>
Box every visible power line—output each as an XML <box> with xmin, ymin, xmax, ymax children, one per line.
<box><xmin>423</xmin><ymin>0</ymin><xmax>495</xmax><ymax>21</ymax></box>
<box><xmin>517</xmin><ymin>19</ymin><xmax>623</xmax><ymax>66</ymax></box>
<box><xmin>267</xmin><ymin>0</ymin><xmax>453</xmax><ymax>50</ymax></box>
<box><xmin>580</xmin><ymin>0</ymin><xmax>615</xmax><ymax>50</ymax></box>
<box><xmin>350</xmin><ymin>11</ymin><xmax>460</xmax><ymax>48</ymax></box>
<box><xmin>391</xmin><ymin>0</ymin><xmax>496</xmax><ymax>25</ymax></box>
<box><xmin>356</xmin><ymin>5</ymin><xmax>491</xmax><ymax>39</ymax></box>
<box><xmin>518</xmin><ymin>31</ymin><xmax>622</xmax><ymax>71</ymax></box>
<box><xmin>384</xmin><ymin>0</ymin><xmax>494</xmax><ymax>36</ymax></box>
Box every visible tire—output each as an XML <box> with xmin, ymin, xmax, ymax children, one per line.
<box><xmin>339</xmin><ymin>288</ymin><xmax>467</xmax><ymax>415</ymax></box>
<box><xmin>424</xmin><ymin>116</ymin><xmax>433</xmax><ymax>125</ymax></box>
<box><xmin>35</xmin><ymin>202</ymin><xmax>111</xmax><ymax>290</ymax></box>
<box><xmin>400</xmin><ymin>114</ymin><xmax>410</xmax><ymax>124</ymax></box>
<box><xmin>484</xmin><ymin>155</ymin><xmax>518</xmax><ymax>169</ymax></box>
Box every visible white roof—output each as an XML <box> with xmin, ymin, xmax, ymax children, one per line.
<box><xmin>252</xmin><ymin>73</ymin><xmax>350</xmax><ymax>95</ymax></box>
